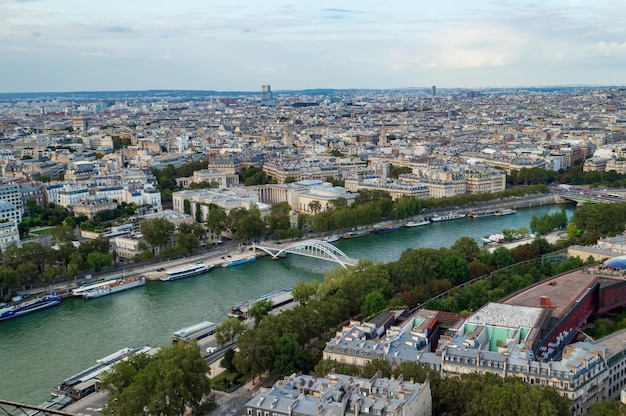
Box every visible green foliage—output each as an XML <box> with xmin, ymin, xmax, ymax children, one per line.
<box><xmin>249</xmin><ymin>299</ymin><xmax>274</xmax><ymax>328</ymax></box>
<box><xmin>314</xmin><ymin>360</ymin><xmax>360</xmax><ymax>377</ymax></box>
<box><xmin>228</xmin><ymin>205</ymin><xmax>265</xmax><ymax>241</ymax></box>
<box><xmin>220</xmin><ymin>349</ymin><xmax>237</xmax><ymax>373</ymax></box>
<box><xmin>291</xmin><ymin>280</ymin><xmax>318</xmax><ymax>306</ymax></box>
<box><xmin>590</xmin><ymin>400</ymin><xmax>626</xmax><ymax>416</ymax></box>
<box><xmin>87</xmin><ymin>252</ymin><xmax>113</xmax><ymax>273</ymax></box>
<box><xmin>215</xmin><ymin>317</ymin><xmax>246</xmax><ymax>346</ymax></box>
<box><xmin>508</xmin><ymin>167</ymin><xmax>557</xmax><ymax>185</ymax></box>
<box><xmin>361</xmin><ymin>291</ymin><xmax>386</xmax><ymax>317</ymax></box>
<box><xmin>140</xmin><ymin>218</ymin><xmax>175</xmax><ymax>248</ymax></box>
<box><xmin>101</xmin><ymin>342</ymin><xmax>215</xmax><ymax>416</ymax></box>
<box><xmin>390</xmin><ymin>164</ymin><xmax>412</xmax><ymax>179</ymax></box>
<box><xmin>51</xmin><ymin>225</ymin><xmax>75</xmax><ymax>244</ymax></box>
<box><xmin>205</xmin><ymin>205</ymin><xmax>227</xmax><ymax>235</ymax></box>
<box><xmin>325</xmin><ymin>177</ymin><xmax>345</xmax><ymax>187</ymax></box>
<box><xmin>432</xmin><ymin>372</ymin><xmax>571</xmax><ymax>416</ymax></box>
<box><xmin>530</xmin><ymin>210</ymin><xmax>568</xmax><ymax>235</ymax></box>
<box><xmin>271</xmin><ymin>335</ymin><xmax>305</xmax><ymax>376</ymax></box>
<box><xmin>240</xmin><ymin>166</ymin><xmax>275</xmax><ymax>185</ymax></box>
<box><xmin>451</xmin><ymin>236</ymin><xmax>481</xmax><ymax>262</ymax></box>
<box><xmin>557</xmin><ymin>161</ymin><xmax>626</xmax><ymax>187</ymax></box>
<box><xmin>362</xmin><ymin>359</ymin><xmax>392</xmax><ymax>378</ymax></box>
<box><xmin>572</xmin><ymin>203</ymin><xmax>626</xmax><ymax>237</ymax></box>
<box><xmin>266</xmin><ymin>201</ymin><xmax>293</xmax><ymax>235</ymax></box>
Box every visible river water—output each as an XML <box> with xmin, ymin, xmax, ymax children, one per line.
<box><xmin>0</xmin><ymin>203</ymin><xmax>575</xmax><ymax>404</ymax></box>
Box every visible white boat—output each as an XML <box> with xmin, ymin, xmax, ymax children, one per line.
<box><xmin>82</xmin><ymin>276</ymin><xmax>146</xmax><ymax>299</ymax></box>
<box><xmin>405</xmin><ymin>220</ymin><xmax>430</xmax><ymax>227</ymax></box>
<box><xmin>468</xmin><ymin>210</ymin><xmax>497</xmax><ymax>218</ymax></box>
<box><xmin>481</xmin><ymin>233</ymin><xmax>505</xmax><ymax>244</ymax></box>
<box><xmin>172</xmin><ymin>321</ymin><xmax>216</xmax><ymax>342</ymax></box>
<box><xmin>323</xmin><ymin>235</ymin><xmax>341</xmax><ymax>243</ymax></box>
<box><xmin>160</xmin><ymin>263</ymin><xmax>213</xmax><ymax>281</ymax></box>
<box><xmin>0</xmin><ymin>294</ymin><xmax>62</xmax><ymax>321</ymax></box>
<box><xmin>495</xmin><ymin>208</ymin><xmax>517</xmax><ymax>216</ymax></box>
<box><xmin>430</xmin><ymin>212</ymin><xmax>466</xmax><ymax>222</ymax></box>
<box><xmin>222</xmin><ymin>256</ymin><xmax>256</xmax><ymax>268</ymax></box>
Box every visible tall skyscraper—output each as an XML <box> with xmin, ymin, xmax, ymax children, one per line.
<box><xmin>261</xmin><ymin>85</ymin><xmax>277</xmax><ymax>106</ymax></box>
<box><xmin>432</xmin><ymin>85</ymin><xmax>436</xmax><ymax>97</ymax></box>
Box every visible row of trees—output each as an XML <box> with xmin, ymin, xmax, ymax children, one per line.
<box><xmin>569</xmin><ymin>202</ymin><xmax>626</xmax><ymax>240</ymax></box>
<box><xmin>556</xmin><ymin>160</ymin><xmax>626</xmax><ymax>187</ymax></box>
<box><xmin>529</xmin><ymin>209</ymin><xmax>568</xmax><ymax>235</ymax></box>
<box><xmin>508</xmin><ymin>167</ymin><xmax>558</xmax><ymax>185</ymax></box>
<box><xmin>0</xmin><ymin>237</ymin><xmax>113</xmax><ymax>299</ymax></box>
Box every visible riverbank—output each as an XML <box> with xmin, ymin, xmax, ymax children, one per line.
<box><xmin>24</xmin><ymin>192</ymin><xmax>562</xmax><ymax>297</ymax></box>
<box><xmin>0</xmin><ymin>203</ymin><xmax>575</xmax><ymax>405</ymax></box>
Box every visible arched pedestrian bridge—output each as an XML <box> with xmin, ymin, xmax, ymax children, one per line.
<box><xmin>253</xmin><ymin>239</ymin><xmax>359</xmax><ymax>269</ymax></box>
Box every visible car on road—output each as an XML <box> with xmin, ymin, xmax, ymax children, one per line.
<box><xmin>206</xmin><ymin>346</ymin><xmax>217</xmax><ymax>354</ymax></box>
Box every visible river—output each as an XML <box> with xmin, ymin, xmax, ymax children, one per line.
<box><xmin>0</xmin><ymin>203</ymin><xmax>575</xmax><ymax>404</ymax></box>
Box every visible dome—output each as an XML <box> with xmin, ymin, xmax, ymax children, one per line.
<box><xmin>604</xmin><ymin>256</ymin><xmax>626</xmax><ymax>269</ymax></box>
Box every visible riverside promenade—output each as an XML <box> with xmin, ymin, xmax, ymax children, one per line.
<box><xmin>41</xmin><ymin>243</ymin><xmax>261</xmax><ymax>296</ymax></box>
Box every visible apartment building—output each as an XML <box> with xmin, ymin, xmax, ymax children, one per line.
<box><xmin>244</xmin><ymin>372</ymin><xmax>432</xmax><ymax>416</ymax></box>
<box><xmin>0</xmin><ymin>220</ymin><xmax>20</xmax><ymax>251</ymax></box>
<box><xmin>344</xmin><ymin>177</ymin><xmax>430</xmax><ymax>201</ymax></box>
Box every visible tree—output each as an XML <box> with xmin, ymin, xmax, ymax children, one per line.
<box><xmin>451</xmin><ymin>236</ymin><xmax>481</xmax><ymax>262</ymax></box>
<box><xmin>308</xmin><ymin>200</ymin><xmax>322</xmax><ymax>214</ymax></box>
<box><xmin>220</xmin><ymin>349</ymin><xmax>237</xmax><ymax>373</ymax></box>
<box><xmin>176</xmin><ymin>231</ymin><xmax>199</xmax><ymax>254</ymax></box>
<box><xmin>235</xmin><ymin>205</ymin><xmax>265</xmax><ymax>241</ymax></box>
<box><xmin>361</xmin><ymin>291</ymin><xmax>386</xmax><ymax>317</ymax></box>
<box><xmin>591</xmin><ymin>401</ymin><xmax>626</xmax><ymax>416</ymax></box>
<box><xmin>214</xmin><ymin>317</ymin><xmax>246</xmax><ymax>346</ymax></box>
<box><xmin>101</xmin><ymin>341</ymin><xmax>215</xmax><ymax>416</ymax></box>
<box><xmin>205</xmin><ymin>205</ymin><xmax>227</xmax><ymax>237</ymax></box>
<box><xmin>292</xmin><ymin>280</ymin><xmax>318</xmax><ymax>306</ymax></box>
<box><xmin>87</xmin><ymin>252</ymin><xmax>112</xmax><ymax>273</ymax></box>
<box><xmin>140</xmin><ymin>218</ymin><xmax>175</xmax><ymax>249</ymax></box>
<box><xmin>51</xmin><ymin>224</ymin><xmax>75</xmax><ymax>244</ymax></box>
<box><xmin>271</xmin><ymin>335</ymin><xmax>305</xmax><ymax>376</ymax></box>
<box><xmin>362</xmin><ymin>359</ymin><xmax>392</xmax><ymax>378</ymax></box>
<box><xmin>249</xmin><ymin>299</ymin><xmax>273</xmax><ymax>327</ymax></box>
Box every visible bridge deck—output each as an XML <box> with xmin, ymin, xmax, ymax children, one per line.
<box><xmin>254</xmin><ymin>239</ymin><xmax>359</xmax><ymax>268</ymax></box>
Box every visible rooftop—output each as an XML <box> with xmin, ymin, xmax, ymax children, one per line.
<box><xmin>502</xmin><ymin>268</ymin><xmax>598</xmax><ymax>320</ymax></box>
<box><xmin>466</xmin><ymin>302</ymin><xmax>545</xmax><ymax>329</ymax></box>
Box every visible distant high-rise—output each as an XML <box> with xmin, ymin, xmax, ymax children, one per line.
<box><xmin>431</xmin><ymin>85</ymin><xmax>436</xmax><ymax>97</ymax></box>
<box><xmin>261</xmin><ymin>85</ymin><xmax>277</xmax><ymax>107</ymax></box>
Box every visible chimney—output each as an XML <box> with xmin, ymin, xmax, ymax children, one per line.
<box><xmin>540</xmin><ymin>296</ymin><xmax>552</xmax><ymax>308</ymax></box>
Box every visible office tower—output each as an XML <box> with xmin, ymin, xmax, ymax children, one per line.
<box><xmin>261</xmin><ymin>85</ymin><xmax>277</xmax><ymax>106</ymax></box>
<box><xmin>432</xmin><ymin>85</ymin><xmax>436</xmax><ymax>97</ymax></box>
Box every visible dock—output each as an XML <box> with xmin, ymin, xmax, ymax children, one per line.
<box><xmin>143</xmin><ymin>250</ymin><xmax>260</xmax><ymax>281</ymax></box>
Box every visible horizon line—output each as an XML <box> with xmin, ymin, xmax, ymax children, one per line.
<box><xmin>1</xmin><ymin>84</ymin><xmax>625</xmax><ymax>97</ymax></box>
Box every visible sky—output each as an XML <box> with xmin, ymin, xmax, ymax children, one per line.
<box><xmin>1</xmin><ymin>0</ymin><xmax>625</xmax><ymax>92</ymax></box>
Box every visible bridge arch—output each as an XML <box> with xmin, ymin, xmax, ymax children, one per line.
<box><xmin>254</xmin><ymin>239</ymin><xmax>357</xmax><ymax>269</ymax></box>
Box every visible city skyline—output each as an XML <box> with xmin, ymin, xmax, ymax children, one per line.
<box><xmin>1</xmin><ymin>0</ymin><xmax>625</xmax><ymax>93</ymax></box>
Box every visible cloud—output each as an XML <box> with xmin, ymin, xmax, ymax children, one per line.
<box><xmin>103</xmin><ymin>25</ymin><xmax>134</xmax><ymax>33</ymax></box>
<box><xmin>322</xmin><ymin>8</ymin><xmax>363</xmax><ymax>14</ymax></box>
